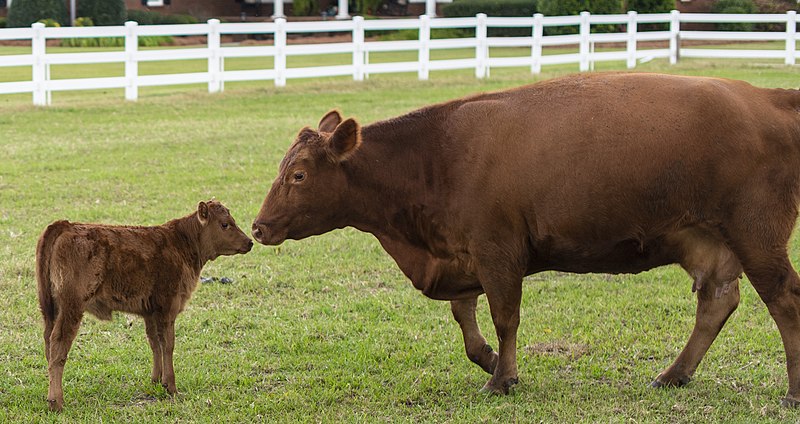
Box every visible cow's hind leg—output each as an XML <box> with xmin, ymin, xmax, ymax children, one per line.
<box><xmin>451</xmin><ymin>297</ymin><xmax>498</xmax><ymax>375</ymax></box>
<box><xmin>47</xmin><ymin>301</ymin><xmax>83</xmax><ymax>412</ymax></box>
<box><xmin>740</xmin><ymin>257</ymin><xmax>800</xmax><ymax>406</ymax></box>
<box><xmin>652</xmin><ymin>278</ymin><xmax>740</xmax><ymax>388</ymax></box>
<box><xmin>144</xmin><ymin>315</ymin><xmax>163</xmax><ymax>384</ymax></box>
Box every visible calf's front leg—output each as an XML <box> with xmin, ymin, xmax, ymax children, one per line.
<box><xmin>157</xmin><ymin>318</ymin><xmax>178</xmax><ymax>394</ymax></box>
<box><xmin>144</xmin><ymin>315</ymin><xmax>163</xmax><ymax>384</ymax></box>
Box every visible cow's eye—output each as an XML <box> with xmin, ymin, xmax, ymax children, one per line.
<box><xmin>293</xmin><ymin>171</ymin><xmax>306</xmax><ymax>182</ymax></box>
<box><xmin>221</xmin><ymin>222</ymin><xmax>229</xmax><ymax>229</ymax></box>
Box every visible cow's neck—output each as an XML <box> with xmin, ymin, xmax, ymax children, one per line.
<box><xmin>344</xmin><ymin>111</ymin><xmax>450</xmax><ymax>254</ymax></box>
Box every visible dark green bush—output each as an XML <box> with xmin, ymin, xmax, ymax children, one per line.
<box><xmin>538</xmin><ymin>0</ymin><xmax>623</xmax><ymax>34</ymax></box>
<box><xmin>78</xmin><ymin>0</ymin><xmax>125</xmax><ymax>26</ymax></box>
<box><xmin>625</xmin><ymin>0</ymin><xmax>673</xmax><ymax>13</ymax></box>
<box><xmin>0</xmin><ymin>17</ymin><xmax>7</xmax><ymax>28</ymax></box>
<box><xmin>443</xmin><ymin>0</ymin><xmax>538</xmax><ymax>37</ymax></box>
<box><xmin>7</xmin><ymin>0</ymin><xmax>68</xmax><ymax>27</ymax></box>
<box><xmin>125</xmin><ymin>9</ymin><xmax>198</xmax><ymax>25</ymax></box>
<box><xmin>292</xmin><ymin>0</ymin><xmax>319</xmax><ymax>16</ymax></box>
<box><xmin>712</xmin><ymin>0</ymin><xmax>758</xmax><ymax>31</ymax></box>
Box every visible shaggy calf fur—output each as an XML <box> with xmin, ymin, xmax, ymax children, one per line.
<box><xmin>36</xmin><ymin>200</ymin><xmax>252</xmax><ymax>411</ymax></box>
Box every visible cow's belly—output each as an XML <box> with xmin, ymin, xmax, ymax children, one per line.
<box><xmin>530</xmin><ymin>236</ymin><xmax>678</xmax><ymax>275</ymax></box>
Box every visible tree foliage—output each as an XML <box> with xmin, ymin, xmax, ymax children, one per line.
<box><xmin>77</xmin><ymin>0</ymin><xmax>126</xmax><ymax>26</ymax></box>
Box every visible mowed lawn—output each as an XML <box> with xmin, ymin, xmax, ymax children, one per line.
<box><xmin>1</xmin><ymin>47</ymin><xmax>800</xmax><ymax>422</ymax></box>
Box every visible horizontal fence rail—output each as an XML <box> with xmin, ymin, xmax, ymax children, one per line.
<box><xmin>0</xmin><ymin>10</ymin><xmax>797</xmax><ymax>105</ymax></box>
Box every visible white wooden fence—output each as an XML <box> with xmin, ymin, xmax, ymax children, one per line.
<box><xmin>0</xmin><ymin>10</ymin><xmax>797</xmax><ymax>106</ymax></box>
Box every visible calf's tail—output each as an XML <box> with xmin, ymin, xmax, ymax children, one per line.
<box><xmin>36</xmin><ymin>221</ymin><xmax>69</xmax><ymax>325</ymax></box>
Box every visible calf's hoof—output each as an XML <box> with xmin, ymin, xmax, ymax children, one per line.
<box><xmin>780</xmin><ymin>396</ymin><xmax>800</xmax><ymax>408</ymax></box>
<box><xmin>480</xmin><ymin>377</ymin><xmax>519</xmax><ymax>395</ymax></box>
<box><xmin>47</xmin><ymin>398</ymin><xmax>62</xmax><ymax>412</ymax></box>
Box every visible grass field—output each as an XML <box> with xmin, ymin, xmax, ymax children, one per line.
<box><xmin>1</xmin><ymin>47</ymin><xmax>800</xmax><ymax>422</ymax></box>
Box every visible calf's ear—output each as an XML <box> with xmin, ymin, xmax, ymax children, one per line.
<box><xmin>197</xmin><ymin>201</ymin><xmax>209</xmax><ymax>226</ymax></box>
<box><xmin>328</xmin><ymin>118</ymin><xmax>361</xmax><ymax>161</ymax></box>
<box><xmin>318</xmin><ymin>110</ymin><xmax>343</xmax><ymax>133</ymax></box>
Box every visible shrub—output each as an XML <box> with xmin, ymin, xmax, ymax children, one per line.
<box><xmin>625</xmin><ymin>0</ymin><xmax>673</xmax><ymax>13</ymax></box>
<box><xmin>77</xmin><ymin>0</ymin><xmax>125</xmax><ymax>26</ymax></box>
<box><xmin>538</xmin><ymin>0</ymin><xmax>624</xmax><ymax>34</ymax></box>
<box><xmin>442</xmin><ymin>0</ymin><xmax>538</xmax><ymax>37</ymax></box>
<box><xmin>292</xmin><ymin>0</ymin><xmax>319</xmax><ymax>16</ymax></box>
<box><xmin>0</xmin><ymin>17</ymin><xmax>7</xmax><ymax>29</ymax></box>
<box><xmin>712</xmin><ymin>0</ymin><xmax>758</xmax><ymax>31</ymax></box>
<box><xmin>37</xmin><ymin>18</ymin><xmax>60</xmax><ymax>27</ymax></box>
<box><xmin>125</xmin><ymin>9</ymin><xmax>198</xmax><ymax>25</ymax></box>
<box><xmin>7</xmin><ymin>0</ymin><xmax>68</xmax><ymax>27</ymax></box>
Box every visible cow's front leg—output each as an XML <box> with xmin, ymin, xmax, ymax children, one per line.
<box><xmin>480</xmin><ymin>276</ymin><xmax>523</xmax><ymax>394</ymax></box>
<box><xmin>451</xmin><ymin>297</ymin><xmax>498</xmax><ymax>375</ymax></box>
<box><xmin>652</xmin><ymin>278</ymin><xmax>740</xmax><ymax>388</ymax></box>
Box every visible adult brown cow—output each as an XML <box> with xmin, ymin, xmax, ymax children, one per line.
<box><xmin>251</xmin><ymin>72</ymin><xmax>800</xmax><ymax>404</ymax></box>
<box><xmin>37</xmin><ymin>200</ymin><xmax>253</xmax><ymax>411</ymax></box>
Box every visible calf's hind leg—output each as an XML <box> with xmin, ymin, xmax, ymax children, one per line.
<box><xmin>652</xmin><ymin>277</ymin><xmax>740</xmax><ymax>387</ymax></box>
<box><xmin>47</xmin><ymin>300</ymin><xmax>84</xmax><ymax>412</ymax></box>
<box><xmin>451</xmin><ymin>297</ymin><xmax>498</xmax><ymax>375</ymax></box>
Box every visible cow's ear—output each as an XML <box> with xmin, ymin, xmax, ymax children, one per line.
<box><xmin>318</xmin><ymin>110</ymin><xmax>343</xmax><ymax>133</ymax></box>
<box><xmin>328</xmin><ymin>118</ymin><xmax>361</xmax><ymax>161</ymax></box>
<box><xmin>197</xmin><ymin>201</ymin><xmax>209</xmax><ymax>226</ymax></box>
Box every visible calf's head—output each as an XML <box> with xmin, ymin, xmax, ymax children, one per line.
<box><xmin>252</xmin><ymin>110</ymin><xmax>361</xmax><ymax>245</ymax></box>
<box><xmin>197</xmin><ymin>200</ymin><xmax>253</xmax><ymax>259</ymax></box>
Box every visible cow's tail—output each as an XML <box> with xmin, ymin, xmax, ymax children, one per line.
<box><xmin>36</xmin><ymin>221</ymin><xmax>68</xmax><ymax>331</ymax></box>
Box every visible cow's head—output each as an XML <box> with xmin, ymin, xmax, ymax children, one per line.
<box><xmin>252</xmin><ymin>110</ymin><xmax>361</xmax><ymax>245</ymax></box>
<box><xmin>197</xmin><ymin>200</ymin><xmax>253</xmax><ymax>259</ymax></box>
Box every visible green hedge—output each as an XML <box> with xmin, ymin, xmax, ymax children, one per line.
<box><xmin>712</xmin><ymin>0</ymin><xmax>758</xmax><ymax>31</ymax></box>
<box><xmin>538</xmin><ymin>0</ymin><xmax>624</xmax><ymax>34</ymax></box>
<box><xmin>625</xmin><ymin>0</ymin><xmax>673</xmax><ymax>13</ymax></box>
<box><xmin>7</xmin><ymin>0</ymin><xmax>68</xmax><ymax>27</ymax></box>
<box><xmin>78</xmin><ymin>0</ymin><xmax>126</xmax><ymax>26</ymax></box>
<box><xmin>442</xmin><ymin>0</ymin><xmax>538</xmax><ymax>36</ymax></box>
<box><xmin>125</xmin><ymin>9</ymin><xmax>199</xmax><ymax>25</ymax></box>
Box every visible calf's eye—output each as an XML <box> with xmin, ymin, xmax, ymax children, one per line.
<box><xmin>221</xmin><ymin>222</ymin><xmax>229</xmax><ymax>229</ymax></box>
<box><xmin>293</xmin><ymin>171</ymin><xmax>306</xmax><ymax>182</ymax></box>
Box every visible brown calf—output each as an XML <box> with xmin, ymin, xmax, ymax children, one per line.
<box><xmin>36</xmin><ymin>200</ymin><xmax>252</xmax><ymax>411</ymax></box>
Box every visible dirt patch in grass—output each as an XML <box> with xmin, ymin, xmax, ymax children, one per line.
<box><xmin>525</xmin><ymin>341</ymin><xmax>589</xmax><ymax>360</ymax></box>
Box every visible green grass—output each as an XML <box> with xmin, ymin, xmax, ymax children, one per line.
<box><xmin>1</xmin><ymin>46</ymin><xmax>800</xmax><ymax>422</ymax></box>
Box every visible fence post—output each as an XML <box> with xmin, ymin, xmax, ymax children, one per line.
<box><xmin>32</xmin><ymin>22</ymin><xmax>46</xmax><ymax>106</ymax></box>
<box><xmin>579</xmin><ymin>11</ymin><xmax>590</xmax><ymax>72</ymax></box>
<box><xmin>531</xmin><ymin>13</ymin><xmax>543</xmax><ymax>74</ymax></box>
<box><xmin>275</xmin><ymin>18</ymin><xmax>287</xmax><ymax>87</ymax></box>
<box><xmin>425</xmin><ymin>0</ymin><xmax>436</xmax><ymax>18</ymax></box>
<box><xmin>208</xmin><ymin>19</ymin><xmax>221</xmax><ymax>93</ymax></box>
<box><xmin>670</xmin><ymin>10</ymin><xmax>680</xmax><ymax>65</ymax></box>
<box><xmin>475</xmin><ymin>13</ymin><xmax>488</xmax><ymax>79</ymax></box>
<box><xmin>336</xmin><ymin>0</ymin><xmax>349</xmax><ymax>19</ymax></box>
<box><xmin>418</xmin><ymin>15</ymin><xmax>430</xmax><ymax>80</ymax></box>
<box><xmin>353</xmin><ymin>16</ymin><xmax>365</xmax><ymax>81</ymax></box>
<box><xmin>627</xmin><ymin>11</ymin><xmax>637</xmax><ymax>69</ymax></box>
<box><xmin>124</xmin><ymin>21</ymin><xmax>139</xmax><ymax>101</ymax></box>
<box><xmin>786</xmin><ymin>11</ymin><xmax>796</xmax><ymax>66</ymax></box>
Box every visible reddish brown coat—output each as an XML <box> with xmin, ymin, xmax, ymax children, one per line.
<box><xmin>252</xmin><ymin>72</ymin><xmax>800</xmax><ymax>404</ymax></box>
<box><xmin>37</xmin><ymin>200</ymin><xmax>252</xmax><ymax>411</ymax></box>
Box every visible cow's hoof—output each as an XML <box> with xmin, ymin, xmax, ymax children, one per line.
<box><xmin>780</xmin><ymin>396</ymin><xmax>800</xmax><ymax>408</ymax></box>
<box><xmin>650</xmin><ymin>374</ymin><xmax>691</xmax><ymax>388</ymax></box>
<box><xmin>480</xmin><ymin>377</ymin><xmax>519</xmax><ymax>395</ymax></box>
